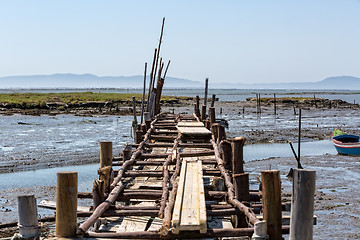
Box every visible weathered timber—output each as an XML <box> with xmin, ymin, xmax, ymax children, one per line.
<box><xmin>210</xmin><ymin>139</ymin><xmax>259</xmax><ymax>225</ymax></box>
<box><xmin>56</xmin><ymin>171</ymin><xmax>78</xmax><ymax>237</ymax></box>
<box><xmin>17</xmin><ymin>195</ymin><xmax>39</xmax><ymax>238</ymax></box>
<box><xmin>261</xmin><ymin>170</ymin><xmax>282</xmax><ymax>240</ymax></box>
<box><xmin>140</xmin><ymin>62</ymin><xmax>147</xmax><ymax>123</ymax></box>
<box><xmin>77</xmin><ymin>117</ymin><xmax>158</xmax><ymax>235</ymax></box>
<box><xmin>172</xmin><ymin>160</ymin><xmax>207</xmax><ymax>234</ymax></box>
<box><xmin>290</xmin><ymin>169</ymin><xmax>316</xmax><ymax>240</ymax></box>
<box><xmin>85</xmin><ymin>227</ymin><xmax>290</xmax><ymax>239</ymax></box>
<box><xmin>112</xmin><ymin>159</ymin><xmax>217</xmax><ymax>166</ymax></box>
<box><xmin>140</xmin><ymin>150</ymin><xmax>214</xmax><ymax>159</ymax></box>
<box><xmin>99</xmin><ymin>141</ymin><xmax>113</xmax><ymax>192</ymax></box>
<box><xmin>209</xmin><ymin>107</ymin><xmax>216</xmax><ymax>125</ymax></box>
<box><xmin>130</xmin><ymin>142</ymin><xmax>213</xmax><ymax>149</ymax></box>
<box><xmin>159</xmin><ymin>134</ymin><xmax>181</xmax><ymax>218</ymax></box>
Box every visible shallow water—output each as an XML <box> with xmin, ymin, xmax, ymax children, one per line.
<box><xmin>0</xmin><ymin>139</ymin><xmax>336</xmax><ymax>191</ymax></box>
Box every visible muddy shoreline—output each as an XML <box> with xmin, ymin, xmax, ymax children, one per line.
<box><xmin>0</xmin><ymin>99</ymin><xmax>359</xmax><ymax>238</ymax></box>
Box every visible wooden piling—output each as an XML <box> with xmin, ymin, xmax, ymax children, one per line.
<box><xmin>132</xmin><ymin>96</ymin><xmax>137</xmax><ymax>138</ymax></box>
<box><xmin>195</xmin><ymin>95</ymin><xmax>201</xmax><ymax>118</ymax></box>
<box><xmin>17</xmin><ymin>195</ymin><xmax>39</xmax><ymax>238</ymax></box>
<box><xmin>217</xmin><ymin>124</ymin><xmax>226</xmax><ymax>142</ymax></box>
<box><xmin>209</xmin><ymin>107</ymin><xmax>216</xmax><ymax>125</ymax></box>
<box><xmin>204</xmin><ymin>78</ymin><xmax>209</xmax><ymax>106</ymax></box>
<box><xmin>56</xmin><ymin>171</ymin><xmax>78</xmax><ymax>237</ymax></box>
<box><xmin>220</xmin><ymin>140</ymin><xmax>232</xmax><ymax>170</ymax></box>
<box><xmin>261</xmin><ymin>170</ymin><xmax>282</xmax><ymax>240</ymax></box>
<box><xmin>274</xmin><ymin>93</ymin><xmax>277</xmax><ymax>115</ymax></box>
<box><xmin>140</xmin><ymin>62</ymin><xmax>147</xmax><ymax>123</ymax></box>
<box><xmin>290</xmin><ymin>169</ymin><xmax>316</xmax><ymax>240</ymax></box>
<box><xmin>231</xmin><ymin>137</ymin><xmax>248</xmax><ymax>227</ymax></box>
<box><xmin>211</xmin><ymin>94</ymin><xmax>216</xmax><ymax>107</ymax></box>
<box><xmin>201</xmin><ymin>105</ymin><xmax>207</xmax><ymax>121</ymax></box>
<box><xmin>100</xmin><ymin>141</ymin><xmax>113</xmax><ymax>193</ymax></box>
<box><xmin>298</xmin><ymin>109</ymin><xmax>301</xmax><ymax>166</ymax></box>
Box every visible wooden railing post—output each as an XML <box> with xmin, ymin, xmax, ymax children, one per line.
<box><xmin>17</xmin><ymin>195</ymin><xmax>39</xmax><ymax>238</ymax></box>
<box><xmin>261</xmin><ymin>170</ymin><xmax>282</xmax><ymax>240</ymax></box>
<box><xmin>100</xmin><ymin>141</ymin><xmax>113</xmax><ymax>193</ymax></box>
<box><xmin>209</xmin><ymin>107</ymin><xmax>216</xmax><ymax>125</ymax></box>
<box><xmin>201</xmin><ymin>105</ymin><xmax>207</xmax><ymax>121</ymax></box>
<box><xmin>195</xmin><ymin>95</ymin><xmax>200</xmax><ymax>118</ymax></box>
<box><xmin>290</xmin><ymin>169</ymin><xmax>316</xmax><ymax>240</ymax></box>
<box><xmin>231</xmin><ymin>137</ymin><xmax>249</xmax><ymax>227</ymax></box>
<box><xmin>56</xmin><ymin>171</ymin><xmax>78</xmax><ymax>237</ymax></box>
<box><xmin>220</xmin><ymin>140</ymin><xmax>232</xmax><ymax>171</ymax></box>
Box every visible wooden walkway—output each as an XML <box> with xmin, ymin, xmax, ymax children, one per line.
<box><xmin>40</xmin><ymin>112</ymin><xmax>297</xmax><ymax>239</ymax></box>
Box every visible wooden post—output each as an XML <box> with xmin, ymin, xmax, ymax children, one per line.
<box><xmin>195</xmin><ymin>95</ymin><xmax>200</xmax><ymax>118</ymax></box>
<box><xmin>298</xmin><ymin>109</ymin><xmax>301</xmax><ymax>166</ymax></box>
<box><xmin>135</xmin><ymin>130</ymin><xmax>143</xmax><ymax>144</ymax></box>
<box><xmin>17</xmin><ymin>195</ymin><xmax>39</xmax><ymax>238</ymax></box>
<box><xmin>217</xmin><ymin>124</ymin><xmax>226</xmax><ymax>142</ymax></box>
<box><xmin>201</xmin><ymin>105</ymin><xmax>207</xmax><ymax>121</ymax></box>
<box><xmin>211</xmin><ymin>124</ymin><xmax>219</xmax><ymax>142</ymax></box>
<box><xmin>122</xmin><ymin>144</ymin><xmax>132</xmax><ymax>161</ymax></box>
<box><xmin>290</xmin><ymin>169</ymin><xmax>316</xmax><ymax>240</ymax></box>
<box><xmin>209</xmin><ymin>107</ymin><xmax>216</xmax><ymax>125</ymax></box>
<box><xmin>147</xmin><ymin>48</ymin><xmax>157</xmax><ymax>104</ymax></box>
<box><xmin>211</xmin><ymin>94</ymin><xmax>216</xmax><ymax>107</ymax></box>
<box><xmin>140</xmin><ymin>62</ymin><xmax>147</xmax><ymax>123</ymax></box>
<box><xmin>231</xmin><ymin>137</ymin><xmax>249</xmax><ymax>227</ymax></box>
<box><xmin>252</xmin><ymin>220</ymin><xmax>268</xmax><ymax>239</ymax></box>
<box><xmin>313</xmin><ymin>95</ymin><xmax>317</xmax><ymax>108</ymax></box>
<box><xmin>221</xmin><ymin>140</ymin><xmax>232</xmax><ymax>170</ymax></box>
<box><xmin>204</xmin><ymin>78</ymin><xmax>209</xmax><ymax>106</ymax></box>
<box><xmin>258</xmin><ymin>93</ymin><xmax>261</xmax><ymax>114</ymax></box>
<box><xmin>132</xmin><ymin>96</ymin><xmax>137</xmax><ymax>138</ymax></box>
<box><xmin>56</xmin><ymin>171</ymin><xmax>78</xmax><ymax>237</ymax></box>
<box><xmin>261</xmin><ymin>170</ymin><xmax>282</xmax><ymax>240</ymax></box>
<box><xmin>100</xmin><ymin>141</ymin><xmax>113</xmax><ymax>193</ymax></box>
<box><xmin>144</xmin><ymin>112</ymin><xmax>151</xmax><ymax>130</ymax></box>
<box><xmin>274</xmin><ymin>93</ymin><xmax>277</xmax><ymax>115</ymax></box>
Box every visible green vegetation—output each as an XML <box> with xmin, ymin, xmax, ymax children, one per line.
<box><xmin>0</xmin><ymin>92</ymin><xmax>183</xmax><ymax>106</ymax></box>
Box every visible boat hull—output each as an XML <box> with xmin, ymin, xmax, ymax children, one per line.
<box><xmin>332</xmin><ymin>134</ymin><xmax>360</xmax><ymax>156</ymax></box>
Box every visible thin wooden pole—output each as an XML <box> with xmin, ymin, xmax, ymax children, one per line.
<box><xmin>162</xmin><ymin>60</ymin><xmax>171</xmax><ymax>79</ymax></box>
<box><xmin>132</xmin><ymin>96</ymin><xmax>137</xmax><ymax>138</ymax></box>
<box><xmin>141</xmin><ymin>62</ymin><xmax>147</xmax><ymax>123</ymax></box>
<box><xmin>211</xmin><ymin>94</ymin><xmax>216</xmax><ymax>107</ymax></box>
<box><xmin>298</xmin><ymin>109</ymin><xmax>301</xmax><ymax>166</ymax></box>
<box><xmin>290</xmin><ymin>169</ymin><xmax>316</xmax><ymax>240</ymax></box>
<box><xmin>274</xmin><ymin>93</ymin><xmax>277</xmax><ymax>115</ymax></box>
<box><xmin>261</xmin><ymin>170</ymin><xmax>282</xmax><ymax>240</ymax></box>
<box><xmin>56</xmin><ymin>171</ymin><xmax>78</xmax><ymax>237</ymax></box>
<box><xmin>147</xmin><ymin>48</ymin><xmax>157</xmax><ymax>104</ymax></box>
<box><xmin>152</xmin><ymin>17</ymin><xmax>165</xmax><ymax>90</ymax></box>
<box><xmin>220</xmin><ymin>140</ymin><xmax>232</xmax><ymax>170</ymax></box>
<box><xmin>204</xmin><ymin>78</ymin><xmax>209</xmax><ymax>106</ymax></box>
<box><xmin>17</xmin><ymin>195</ymin><xmax>39</xmax><ymax>238</ymax></box>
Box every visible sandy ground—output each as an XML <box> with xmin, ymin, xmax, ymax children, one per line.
<box><xmin>0</xmin><ymin>100</ymin><xmax>359</xmax><ymax>239</ymax></box>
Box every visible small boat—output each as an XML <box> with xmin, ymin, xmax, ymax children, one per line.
<box><xmin>332</xmin><ymin>129</ymin><xmax>360</xmax><ymax>155</ymax></box>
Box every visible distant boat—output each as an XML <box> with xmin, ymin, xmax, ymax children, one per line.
<box><xmin>332</xmin><ymin>129</ymin><xmax>360</xmax><ymax>156</ymax></box>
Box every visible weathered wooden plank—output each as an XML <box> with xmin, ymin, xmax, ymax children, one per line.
<box><xmin>172</xmin><ymin>160</ymin><xmax>207</xmax><ymax>234</ymax></box>
<box><xmin>177</xmin><ymin>126</ymin><xmax>212</xmax><ymax>136</ymax></box>
<box><xmin>177</xmin><ymin>122</ymin><xmax>204</xmax><ymax>127</ymax></box>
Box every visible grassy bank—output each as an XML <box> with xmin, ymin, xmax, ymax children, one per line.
<box><xmin>0</xmin><ymin>92</ymin><xmax>185</xmax><ymax>106</ymax></box>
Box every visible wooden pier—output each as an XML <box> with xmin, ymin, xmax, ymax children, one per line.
<box><xmin>31</xmin><ymin>107</ymin><xmax>317</xmax><ymax>239</ymax></box>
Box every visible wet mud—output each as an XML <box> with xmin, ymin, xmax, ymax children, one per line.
<box><xmin>0</xmin><ymin>99</ymin><xmax>359</xmax><ymax>238</ymax></box>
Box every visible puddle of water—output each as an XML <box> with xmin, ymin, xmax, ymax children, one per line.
<box><xmin>244</xmin><ymin>140</ymin><xmax>337</xmax><ymax>161</ymax></box>
<box><xmin>0</xmin><ymin>163</ymin><xmax>98</xmax><ymax>192</ymax></box>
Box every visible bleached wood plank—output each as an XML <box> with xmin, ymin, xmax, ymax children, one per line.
<box><xmin>172</xmin><ymin>160</ymin><xmax>207</xmax><ymax>234</ymax></box>
<box><xmin>177</xmin><ymin>122</ymin><xmax>204</xmax><ymax>127</ymax></box>
<box><xmin>177</xmin><ymin>126</ymin><xmax>212</xmax><ymax>136</ymax></box>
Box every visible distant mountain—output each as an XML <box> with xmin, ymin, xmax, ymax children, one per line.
<box><xmin>210</xmin><ymin>76</ymin><xmax>360</xmax><ymax>90</ymax></box>
<box><xmin>0</xmin><ymin>74</ymin><xmax>204</xmax><ymax>89</ymax></box>
<box><xmin>0</xmin><ymin>74</ymin><xmax>359</xmax><ymax>89</ymax></box>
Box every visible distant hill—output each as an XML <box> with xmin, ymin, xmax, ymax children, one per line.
<box><xmin>0</xmin><ymin>73</ymin><xmax>203</xmax><ymax>89</ymax></box>
<box><xmin>0</xmin><ymin>74</ymin><xmax>359</xmax><ymax>89</ymax></box>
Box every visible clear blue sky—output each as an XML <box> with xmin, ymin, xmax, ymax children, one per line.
<box><xmin>0</xmin><ymin>0</ymin><xmax>359</xmax><ymax>84</ymax></box>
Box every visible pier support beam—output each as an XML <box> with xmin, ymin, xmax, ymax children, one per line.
<box><xmin>261</xmin><ymin>170</ymin><xmax>282</xmax><ymax>240</ymax></box>
<box><xmin>17</xmin><ymin>195</ymin><xmax>39</xmax><ymax>238</ymax></box>
<box><xmin>290</xmin><ymin>169</ymin><xmax>316</xmax><ymax>240</ymax></box>
<box><xmin>231</xmin><ymin>137</ymin><xmax>249</xmax><ymax>227</ymax></box>
<box><xmin>56</xmin><ymin>171</ymin><xmax>78</xmax><ymax>237</ymax></box>
<box><xmin>100</xmin><ymin>141</ymin><xmax>113</xmax><ymax>193</ymax></box>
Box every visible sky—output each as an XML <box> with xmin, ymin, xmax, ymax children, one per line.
<box><xmin>0</xmin><ymin>0</ymin><xmax>359</xmax><ymax>84</ymax></box>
